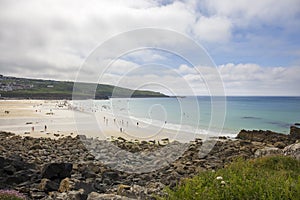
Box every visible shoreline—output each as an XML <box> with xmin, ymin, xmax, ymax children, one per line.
<box><xmin>1</xmin><ymin>99</ymin><xmax>298</xmax><ymax>145</ymax></box>
<box><xmin>0</xmin><ymin>99</ymin><xmax>237</xmax><ymax>142</ymax></box>
<box><xmin>0</xmin><ymin>101</ymin><xmax>299</xmax><ymax>199</ymax></box>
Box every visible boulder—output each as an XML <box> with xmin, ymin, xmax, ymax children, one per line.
<box><xmin>59</xmin><ymin>178</ymin><xmax>73</xmax><ymax>193</ymax></box>
<box><xmin>41</xmin><ymin>163</ymin><xmax>73</xmax><ymax>180</ymax></box>
<box><xmin>0</xmin><ymin>156</ymin><xmax>37</xmax><ymax>187</ymax></box>
<box><xmin>67</xmin><ymin>190</ymin><xmax>83</xmax><ymax>200</ymax></box>
<box><xmin>30</xmin><ymin>190</ymin><xmax>47</xmax><ymax>199</ymax></box>
<box><xmin>102</xmin><ymin>171</ymin><xmax>119</xmax><ymax>182</ymax></box>
<box><xmin>274</xmin><ymin>142</ymin><xmax>286</xmax><ymax>149</ymax></box>
<box><xmin>42</xmin><ymin>190</ymin><xmax>83</xmax><ymax>200</ymax></box>
<box><xmin>254</xmin><ymin>147</ymin><xmax>283</xmax><ymax>158</ymax></box>
<box><xmin>39</xmin><ymin>178</ymin><xmax>59</xmax><ymax>192</ymax></box>
<box><xmin>74</xmin><ymin>181</ymin><xmax>103</xmax><ymax>196</ymax></box>
<box><xmin>87</xmin><ymin>192</ymin><xmax>135</xmax><ymax>200</ymax></box>
<box><xmin>283</xmin><ymin>142</ymin><xmax>300</xmax><ymax>160</ymax></box>
<box><xmin>290</xmin><ymin>126</ymin><xmax>300</xmax><ymax>139</ymax></box>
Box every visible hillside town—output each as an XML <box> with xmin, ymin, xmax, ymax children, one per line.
<box><xmin>0</xmin><ymin>74</ymin><xmax>34</xmax><ymax>92</ymax></box>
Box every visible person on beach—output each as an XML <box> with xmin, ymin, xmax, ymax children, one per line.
<box><xmin>31</xmin><ymin>126</ymin><xmax>34</xmax><ymax>132</ymax></box>
<box><xmin>137</xmin><ymin>122</ymin><xmax>139</xmax><ymax>127</ymax></box>
<box><xmin>44</xmin><ymin>125</ymin><xmax>47</xmax><ymax>131</ymax></box>
<box><xmin>120</xmin><ymin>127</ymin><xmax>123</xmax><ymax>132</ymax></box>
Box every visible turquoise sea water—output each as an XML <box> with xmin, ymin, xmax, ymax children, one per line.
<box><xmin>107</xmin><ymin>96</ymin><xmax>300</xmax><ymax>135</ymax></box>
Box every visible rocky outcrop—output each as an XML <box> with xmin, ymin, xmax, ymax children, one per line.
<box><xmin>236</xmin><ymin>129</ymin><xmax>296</xmax><ymax>147</ymax></box>
<box><xmin>0</xmin><ymin>130</ymin><xmax>299</xmax><ymax>200</ymax></box>
<box><xmin>283</xmin><ymin>142</ymin><xmax>300</xmax><ymax>160</ymax></box>
<box><xmin>0</xmin><ymin>155</ymin><xmax>38</xmax><ymax>189</ymax></box>
<box><xmin>254</xmin><ymin>147</ymin><xmax>283</xmax><ymax>158</ymax></box>
<box><xmin>290</xmin><ymin>126</ymin><xmax>300</xmax><ymax>139</ymax></box>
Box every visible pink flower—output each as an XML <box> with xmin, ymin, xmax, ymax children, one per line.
<box><xmin>0</xmin><ymin>189</ymin><xmax>26</xmax><ymax>200</ymax></box>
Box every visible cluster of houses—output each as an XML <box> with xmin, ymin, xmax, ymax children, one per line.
<box><xmin>0</xmin><ymin>74</ymin><xmax>34</xmax><ymax>92</ymax></box>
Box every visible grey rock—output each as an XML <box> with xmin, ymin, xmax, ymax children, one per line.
<box><xmin>274</xmin><ymin>142</ymin><xmax>286</xmax><ymax>149</ymax></box>
<box><xmin>290</xmin><ymin>126</ymin><xmax>300</xmax><ymax>139</ymax></box>
<box><xmin>39</xmin><ymin>178</ymin><xmax>59</xmax><ymax>192</ymax></box>
<box><xmin>237</xmin><ymin>129</ymin><xmax>294</xmax><ymax>146</ymax></box>
<box><xmin>87</xmin><ymin>192</ymin><xmax>135</xmax><ymax>200</ymax></box>
<box><xmin>42</xmin><ymin>163</ymin><xmax>73</xmax><ymax>180</ymax></box>
<box><xmin>254</xmin><ymin>147</ymin><xmax>283</xmax><ymax>158</ymax></box>
<box><xmin>44</xmin><ymin>190</ymin><xmax>84</xmax><ymax>200</ymax></box>
<box><xmin>30</xmin><ymin>190</ymin><xmax>47</xmax><ymax>199</ymax></box>
<box><xmin>30</xmin><ymin>144</ymin><xmax>43</xmax><ymax>150</ymax></box>
<box><xmin>283</xmin><ymin>142</ymin><xmax>300</xmax><ymax>160</ymax></box>
<box><xmin>102</xmin><ymin>171</ymin><xmax>119</xmax><ymax>181</ymax></box>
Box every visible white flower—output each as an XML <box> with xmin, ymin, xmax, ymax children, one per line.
<box><xmin>221</xmin><ymin>181</ymin><xmax>226</xmax><ymax>185</ymax></box>
<box><xmin>216</xmin><ymin>176</ymin><xmax>223</xmax><ymax>180</ymax></box>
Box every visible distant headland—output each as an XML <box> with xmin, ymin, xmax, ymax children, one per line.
<box><xmin>0</xmin><ymin>74</ymin><xmax>168</xmax><ymax>99</ymax></box>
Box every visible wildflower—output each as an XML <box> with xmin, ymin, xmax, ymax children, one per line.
<box><xmin>0</xmin><ymin>189</ymin><xmax>26</xmax><ymax>200</ymax></box>
<box><xmin>221</xmin><ymin>181</ymin><xmax>226</xmax><ymax>185</ymax></box>
<box><xmin>216</xmin><ymin>176</ymin><xmax>223</xmax><ymax>180</ymax></box>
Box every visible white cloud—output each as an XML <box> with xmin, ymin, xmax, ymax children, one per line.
<box><xmin>124</xmin><ymin>49</ymin><xmax>166</xmax><ymax>63</ymax></box>
<box><xmin>0</xmin><ymin>0</ymin><xmax>299</xmax><ymax>97</ymax></box>
<box><xmin>177</xmin><ymin>64</ymin><xmax>197</xmax><ymax>74</ymax></box>
<box><xmin>105</xmin><ymin>59</ymin><xmax>139</xmax><ymax>75</ymax></box>
<box><xmin>0</xmin><ymin>0</ymin><xmax>200</xmax><ymax>80</ymax></box>
<box><xmin>218</xmin><ymin>63</ymin><xmax>300</xmax><ymax>96</ymax></box>
<box><xmin>72</xmin><ymin>59</ymin><xmax>300</xmax><ymax>96</ymax></box>
<box><xmin>110</xmin><ymin>62</ymin><xmax>300</xmax><ymax>96</ymax></box>
<box><xmin>203</xmin><ymin>0</ymin><xmax>300</xmax><ymax>27</ymax></box>
<box><xmin>194</xmin><ymin>16</ymin><xmax>232</xmax><ymax>42</ymax></box>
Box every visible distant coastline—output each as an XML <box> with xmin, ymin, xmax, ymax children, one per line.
<box><xmin>0</xmin><ymin>74</ymin><xmax>168</xmax><ymax>100</ymax></box>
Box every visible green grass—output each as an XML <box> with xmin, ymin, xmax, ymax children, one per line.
<box><xmin>1</xmin><ymin>76</ymin><xmax>167</xmax><ymax>99</ymax></box>
<box><xmin>163</xmin><ymin>156</ymin><xmax>300</xmax><ymax>200</ymax></box>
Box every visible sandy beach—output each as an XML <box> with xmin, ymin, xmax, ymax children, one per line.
<box><xmin>0</xmin><ymin>99</ymin><xmax>205</xmax><ymax>142</ymax></box>
<box><xmin>0</xmin><ymin>100</ymin><xmax>79</xmax><ymax>138</ymax></box>
<box><xmin>0</xmin><ymin>100</ymin><xmax>41</xmax><ymax>118</ymax></box>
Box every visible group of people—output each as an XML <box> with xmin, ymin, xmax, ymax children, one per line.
<box><xmin>102</xmin><ymin>116</ymin><xmax>141</xmax><ymax>133</ymax></box>
<box><xmin>31</xmin><ymin>125</ymin><xmax>47</xmax><ymax>132</ymax></box>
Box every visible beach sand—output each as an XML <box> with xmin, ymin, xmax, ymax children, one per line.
<box><xmin>0</xmin><ymin>99</ymin><xmax>208</xmax><ymax>142</ymax></box>
<box><xmin>0</xmin><ymin>100</ymin><xmax>42</xmax><ymax>118</ymax></box>
<box><xmin>0</xmin><ymin>100</ymin><xmax>76</xmax><ymax>139</ymax></box>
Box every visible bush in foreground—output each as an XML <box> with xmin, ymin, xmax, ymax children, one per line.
<box><xmin>164</xmin><ymin>156</ymin><xmax>300</xmax><ymax>200</ymax></box>
<box><xmin>0</xmin><ymin>190</ymin><xmax>26</xmax><ymax>200</ymax></box>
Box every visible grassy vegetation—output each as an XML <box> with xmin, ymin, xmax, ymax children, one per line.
<box><xmin>163</xmin><ymin>156</ymin><xmax>300</xmax><ymax>200</ymax></box>
<box><xmin>0</xmin><ymin>76</ymin><xmax>167</xmax><ymax>99</ymax></box>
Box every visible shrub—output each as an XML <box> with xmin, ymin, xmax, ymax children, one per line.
<box><xmin>164</xmin><ymin>156</ymin><xmax>300</xmax><ymax>200</ymax></box>
<box><xmin>0</xmin><ymin>190</ymin><xmax>26</xmax><ymax>200</ymax></box>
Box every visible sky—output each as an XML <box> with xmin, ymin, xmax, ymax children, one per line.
<box><xmin>0</xmin><ymin>0</ymin><xmax>299</xmax><ymax>96</ymax></box>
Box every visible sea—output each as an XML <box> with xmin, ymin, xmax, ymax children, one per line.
<box><xmin>95</xmin><ymin>96</ymin><xmax>300</xmax><ymax>137</ymax></box>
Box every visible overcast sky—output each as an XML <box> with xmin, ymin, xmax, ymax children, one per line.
<box><xmin>0</xmin><ymin>0</ymin><xmax>299</xmax><ymax>96</ymax></box>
